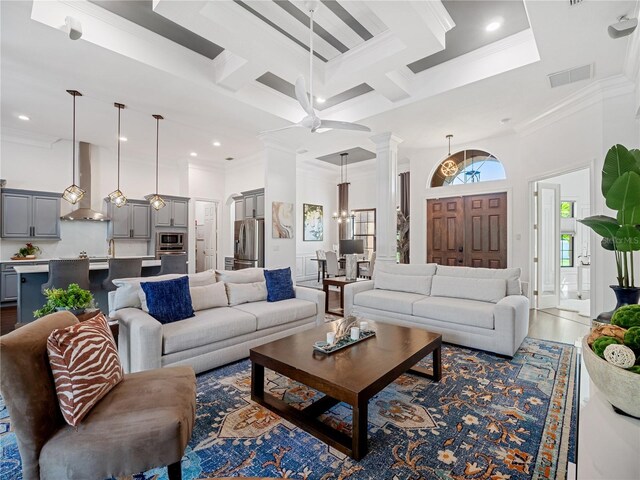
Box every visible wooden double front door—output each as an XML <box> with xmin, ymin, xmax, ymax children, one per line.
<box><xmin>427</xmin><ymin>192</ymin><xmax>507</xmax><ymax>268</ymax></box>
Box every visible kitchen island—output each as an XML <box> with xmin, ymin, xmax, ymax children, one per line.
<box><xmin>12</xmin><ymin>257</ymin><xmax>161</xmax><ymax>325</ymax></box>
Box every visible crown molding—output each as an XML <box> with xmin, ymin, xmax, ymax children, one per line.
<box><xmin>514</xmin><ymin>75</ymin><xmax>635</xmax><ymax>136</ymax></box>
<box><xmin>1</xmin><ymin>128</ymin><xmax>61</xmax><ymax>149</ymax></box>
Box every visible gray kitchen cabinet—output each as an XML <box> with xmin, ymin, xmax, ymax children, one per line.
<box><xmin>1</xmin><ymin>271</ymin><xmax>18</xmax><ymax>302</ymax></box>
<box><xmin>106</xmin><ymin>200</ymin><xmax>151</xmax><ymax>239</ymax></box>
<box><xmin>172</xmin><ymin>200</ymin><xmax>188</xmax><ymax>227</ymax></box>
<box><xmin>152</xmin><ymin>197</ymin><xmax>189</xmax><ymax>228</ymax></box>
<box><xmin>244</xmin><ymin>195</ymin><xmax>255</xmax><ymax>218</ymax></box>
<box><xmin>1</xmin><ymin>189</ymin><xmax>60</xmax><ymax>239</ymax></box>
<box><xmin>131</xmin><ymin>203</ymin><xmax>151</xmax><ymax>238</ymax></box>
<box><xmin>255</xmin><ymin>193</ymin><xmax>265</xmax><ymax>218</ymax></box>
<box><xmin>234</xmin><ymin>198</ymin><xmax>243</xmax><ymax>221</ymax></box>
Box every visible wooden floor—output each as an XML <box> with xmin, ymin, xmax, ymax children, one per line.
<box><xmin>1</xmin><ymin>292</ymin><xmax>590</xmax><ymax>345</ymax></box>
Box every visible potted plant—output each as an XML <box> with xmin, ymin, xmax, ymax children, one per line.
<box><xmin>579</xmin><ymin>144</ymin><xmax>640</xmax><ymax>322</ymax></box>
<box><xmin>13</xmin><ymin>242</ymin><xmax>41</xmax><ymax>259</ymax></box>
<box><xmin>33</xmin><ymin>283</ymin><xmax>96</xmax><ymax>318</ymax></box>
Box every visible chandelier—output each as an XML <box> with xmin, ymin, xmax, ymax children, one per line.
<box><xmin>333</xmin><ymin>152</ymin><xmax>355</xmax><ymax>223</ymax></box>
<box><xmin>440</xmin><ymin>134</ymin><xmax>458</xmax><ymax>177</ymax></box>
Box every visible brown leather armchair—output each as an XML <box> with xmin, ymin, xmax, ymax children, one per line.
<box><xmin>0</xmin><ymin>311</ymin><xmax>196</xmax><ymax>480</ymax></box>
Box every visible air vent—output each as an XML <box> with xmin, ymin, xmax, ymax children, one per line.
<box><xmin>569</xmin><ymin>0</ymin><xmax>583</xmax><ymax>5</ymax></box>
<box><xmin>548</xmin><ymin>64</ymin><xmax>593</xmax><ymax>88</ymax></box>
<box><xmin>225</xmin><ymin>157</ymin><xmax>234</xmax><ymax>161</ymax></box>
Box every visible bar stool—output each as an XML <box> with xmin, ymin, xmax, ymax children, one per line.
<box><xmin>102</xmin><ymin>258</ymin><xmax>143</xmax><ymax>291</ymax></box>
<box><xmin>158</xmin><ymin>254</ymin><xmax>187</xmax><ymax>275</ymax></box>
<box><xmin>41</xmin><ymin>258</ymin><xmax>90</xmax><ymax>293</ymax></box>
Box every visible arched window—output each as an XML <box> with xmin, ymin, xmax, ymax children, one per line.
<box><xmin>431</xmin><ymin>149</ymin><xmax>506</xmax><ymax>187</ymax></box>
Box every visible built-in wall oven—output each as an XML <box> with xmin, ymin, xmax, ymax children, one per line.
<box><xmin>156</xmin><ymin>232</ymin><xmax>186</xmax><ymax>258</ymax></box>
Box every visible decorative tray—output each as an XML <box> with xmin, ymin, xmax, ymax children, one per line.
<box><xmin>313</xmin><ymin>330</ymin><xmax>376</xmax><ymax>354</ymax></box>
<box><xmin>10</xmin><ymin>256</ymin><xmax>37</xmax><ymax>261</ymax></box>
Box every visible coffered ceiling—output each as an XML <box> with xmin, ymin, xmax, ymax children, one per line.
<box><xmin>1</xmin><ymin>0</ymin><xmax>638</xmax><ymax>165</ymax></box>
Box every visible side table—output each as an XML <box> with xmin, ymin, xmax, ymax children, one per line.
<box><xmin>322</xmin><ymin>276</ymin><xmax>366</xmax><ymax>316</ymax></box>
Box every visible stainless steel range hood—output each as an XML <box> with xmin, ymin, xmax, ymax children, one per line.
<box><xmin>61</xmin><ymin>142</ymin><xmax>110</xmax><ymax>221</ymax></box>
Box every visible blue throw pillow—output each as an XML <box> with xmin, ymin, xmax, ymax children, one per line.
<box><xmin>264</xmin><ymin>267</ymin><xmax>295</xmax><ymax>302</ymax></box>
<box><xmin>140</xmin><ymin>276</ymin><xmax>194</xmax><ymax>324</ymax></box>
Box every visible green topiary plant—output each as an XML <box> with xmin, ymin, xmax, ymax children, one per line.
<box><xmin>623</xmin><ymin>326</ymin><xmax>640</xmax><ymax>353</ymax></box>
<box><xmin>33</xmin><ymin>283</ymin><xmax>95</xmax><ymax>318</ymax></box>
<box><xmin>611</xmin><ymin>304</ymin><xmax>640</xmax><ymax>328</ymax></box>
<box><xmin>592</xmin><ymin>336</ymin><xmax>622</xmax><ymax>357</ymax></box>
<box><xmin>627</xmin><ymin>365</ymin><xmax>640</xmax><ymax>374</ymax></box>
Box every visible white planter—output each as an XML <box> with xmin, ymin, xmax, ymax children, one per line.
<box><xmin>582</xmin><ymin>336</ymin><xmax>640</xmax><ymax>418</ymax></box>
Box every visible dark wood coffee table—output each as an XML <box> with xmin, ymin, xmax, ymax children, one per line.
<box><xmin>250</xmin><ymin>320</ymin><xmax>441</xmax><ymax>460</ymax></box>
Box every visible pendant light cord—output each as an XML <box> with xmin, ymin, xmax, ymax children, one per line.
<box><xmin>72</xmin><ymin>93</ymin><xmax>76</xmax><ymax>185</ymax></box>
<box><xmin>155</xmin><ymin>117</ymin><xmax>159</xmax><ymax>195</ymax></box>
<box><xmin>117</xmin><ymin>105</ymin><xmax>121</xmax><ymax>190</ymax></box>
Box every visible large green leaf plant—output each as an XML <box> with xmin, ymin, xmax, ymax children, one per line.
<box><xmin>579</xmin><ymin>145</ymin><xmax>640</xmax><ymax>288</ymax></box>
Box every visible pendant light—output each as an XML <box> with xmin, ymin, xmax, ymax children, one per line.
<box><xmin>440</xmin><ymin>134</ymin><xmax>458</xmax><ymax>177</ymax></box>
<box><xmin>332</xmin><ymin>152</ymin><xmax>355</xmax><ymax>223</ymax></box>
<box><xmin>62</xmin><ymin>90</ymin><xmax>85</xmax><ymax>204</ymax></box>
<box><xmin>108</xmin><ymin>102</ymin><xmax>127</xmax><ymax>207</ymax></box>
<box><xmin>145</xmin><ymin>114</ymin><xmax>166</xmax><ymax>210</ymax></box>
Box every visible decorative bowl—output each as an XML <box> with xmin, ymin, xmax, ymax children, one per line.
<box><xmin>582</xmin><ymin>336</ymin><xmax>640</xmax><ymax>418</ymax></box>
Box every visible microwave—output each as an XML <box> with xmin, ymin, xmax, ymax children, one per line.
<box><xmin>157</xmin><ymin>232</ymin><xmax>185</xmax><ymax>250</ymax></box>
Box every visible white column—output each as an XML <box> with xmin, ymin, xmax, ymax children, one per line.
<box><xmin>370</xmin><ymin>132</ymin><xmax>403</xmax><ymax>264</ymax></box>
<box><xmin>259</xmin><ymin>133</ymin><xmax>297</xmax><ymax>270</ymax></box>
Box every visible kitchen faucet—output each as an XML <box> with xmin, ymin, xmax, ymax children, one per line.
<box><xmin>107</xmin><ymin>238</ymin><xmax>116</xmax><ymax>257</ymax></box>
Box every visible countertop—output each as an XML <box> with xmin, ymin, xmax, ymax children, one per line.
<box><xmin>13</xmin><ymin>258</ymin><xmax>161</xmax><ymax>274</ymax></box>
<box><xmin>2</xmin><ymin>255</ymin><xmax>156</xmax><ymax>265</ymax></box>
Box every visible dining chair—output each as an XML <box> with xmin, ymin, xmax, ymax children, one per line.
<box><xmin>325</xmin><ymin>250</ymin><xmax>345</xmax><ymax>278</ymax></box>
<box><xmin>0</xmin><ymin>311</ymin><xmax>196</xmax><ymax>480</ymax></box>
<box><xmin>41</xmin><ymin>258</ymin><xmax>90</xmax><ymax>294</ymax></box>
<box><xmin>102</xmin><ymin>257</ymin><xmax>143</xmax><ymax>291</ymax></box>
<box><xmin>315</xmin><ymin>249</ymin><xmax>326</xmax><ymax>282</ymax></box>
<box><xmin>359</xmin><ymin>251</ymin><xmax>376</xmax><ymax>279</ymax></box>
<box><xmin>158</xmin><ymin>253</ymin><xmax>188</xmax><ymax>275</ymax></box>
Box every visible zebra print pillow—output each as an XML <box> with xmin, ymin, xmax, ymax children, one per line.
<box><xmin>47</xmin><ymin>313</ymin><xmax>124</xmax><ymax>427</ymax></box>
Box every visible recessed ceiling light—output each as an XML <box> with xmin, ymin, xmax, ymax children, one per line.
<box><xmin>316</xmin><ymin>97</ymin><xmax>326</xmax><ymax>104</ymax></box>
<box><xmin>213</xmin><ymin>141</ymin><xmax>221</xmax><ymax>147</ymax></box>
<box><xmin>486</xmin><ymin>21</ymin><xmax>502</xmax><ymax>32</ymax></box>
<box><xmin>190</xmin><ymin>152</ymin><xmax>198</xmax><ymax>157</ymax></box>
<box><xmin>18</xmin><ymin>114</ymin><xmax>30</xmax><ymax>121</ymax></box>
<box><xmin>500</xmin><ymin>117</ymin><xmax>511</xmax><ymax>125</ymax></box>
<box><xmin>119</xmin><ymin>136</ymin><xmax>128</xmax><ymax>142</ymax></box>
<box><xmin>225</xmin><ymin>157</ymin><xmax>234</xmax><ymax>161</ymax></box>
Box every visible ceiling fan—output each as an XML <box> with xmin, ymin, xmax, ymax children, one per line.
<box><xmin>264</xmin><ymin>0</ymin><xmax>371</xmax><ymax>134</ymax></box>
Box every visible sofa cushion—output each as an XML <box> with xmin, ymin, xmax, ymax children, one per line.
<box><xmin>216</xmin><ymin>268</ymin><xmax>265</xmax><ymax>284</ymax></box>
<box><xmin>112</xmin><ymin>274</ymin><xmax>183</xmax><ymax>311</ymax></box>
<box><xmin>187</xmin><ymin>270</ymin><xmax>217</xmax><ymax>287</ymax></box>
<box><xmin>354</xmin><ymin>289</ymin><xmax>426</xmax><ymax>315</ymax></box>
<box><xmin>225</xmin><ymin>281</ymin><xmax>268</xmax><ymax>306</ymax></box>
<box><xmin>46</xmin><ymin>314</ymin><xmax>124</xmax><ymax>427</ymax></box>
<box><xmin>412</xmin><ymin>297</ymin><xmax>495</xmax><ymax>329</ymax></box>
<box><xmin>374</xmin><ymin>270</ymin><xmax>432</xmax><ymax>295</ymax></box>
<box><xmin>264</xmin><ymin>267</ymin><xmax>295</xmax><ymax>302</ymax></box>
<box><xmin>431</xmin><ymin>276</ymin><xmax>506</xmax><ymax>303</ymax></box>
<box><xmin>436</xmin><ymin>265</ymin><xmax>522</xmax><ymax>295</ymax></box>
<box><xmin>162</xmin><ymin>307</ymin><xmax>257</xmax><ymax>354</ymax></box>
<box><xmin>233</xmin><ymin>299</ymin><xmax>317</xmax><ymax>330</ymax></box>
<box><xmin>140</xmin><ymin>276</ymin><xmax>194</xmax><ymax>324</ymax></box>
<box><xmin>191</xmin><ymin>282</ymin><xmax>228</xmax><ymax>311</ymax></box>
<box><xmin>375</xmin><ymin>262</ymin><xmax>437</xmax><ymax>277</ymax></box>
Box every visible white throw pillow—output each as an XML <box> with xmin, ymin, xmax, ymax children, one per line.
<box><xmin>225</xmin><ymin>281</ymin><xmax>267</xmax><ymax>306</ymax></box>
<box><xmin>435</xmin><ymin>265</ymin><xmax>521</xmax><ymax>295</ymax></box>
<box><xmin>431</xmin><ymin>275</ymin><xmax>506</xmax><ymax>303</ymax></box>
<box><xmin>216</xmin><ymin>268</ymin><xmax>265</xmax><ymax>284</ymax></box>
<box><xmin>112</xmin><ymin>274</ymin><xmax>182</xmax><ymax>311</ymax></box>
<box><xmin>191</xmin><ymin>282</ymin><xmax>228</xmax><ymax>311</ymax></box>
<box><xmin>188</xmin><ymin>270</ymin><xmax>217</xmax><ymax>287</ymax></box>
<box><xmin>374</xmin><ymin>271</ymin><xmax>431</xmax><ymax>295</ymax></box>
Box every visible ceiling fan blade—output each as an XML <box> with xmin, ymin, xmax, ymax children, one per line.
<box><xmin>316</xmin><ymin>119</ymin><xmax>371</xmax><ymax>132</ymax></box>
<box><xmin>295</xmin><ymin>76</ymin><xmax>314</xmax><ymax>115</ymax></box>
<box><xmin>260</xmin><ymin>123</ymin><xmax>304</xmax><ymax>135</ymax></box>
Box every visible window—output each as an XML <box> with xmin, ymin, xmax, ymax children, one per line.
<box><xmin>431</xmin><ymin>150</ymin><xmax>506</xmax><ymax>187</ymax></box>
<box><xmin>560</xmin><ymin>201</ymin><xmax>575</xmax><ymax>267</ymax></box>
<box><xmin>352</xmin><ymin>209</ymin><xmax>376</xmax><ymax>258</ymax></box>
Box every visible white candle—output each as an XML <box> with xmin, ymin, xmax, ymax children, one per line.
<box><xmin>350</xmin><ymin>327</ymin><xmax>360</xmax><ymax>340</ymax></box>
<box><xmin>359</xmin><ymin>321</ymin><xmax>369</xmax><ymax>331</ymax></box>
<box><xmin>326</xmin><ymin>331</ymin><xmax>336</xmax><ymax>345</ymax></box>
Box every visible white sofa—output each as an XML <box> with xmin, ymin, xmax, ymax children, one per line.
<box><xmin>344</xmin><ymin>263</ymin><xmax>529</xmax><ymax>357</ymax></box>
<box><xmin>109</xmin><ymin>268</ymin><xmax>325</xmax><ymax>374</ymax></box>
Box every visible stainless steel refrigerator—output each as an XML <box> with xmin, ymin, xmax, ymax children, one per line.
<box><xmin>234</xmin><ymin>218</ymin><xmax>264</xmax><ymax>269</ymax></box>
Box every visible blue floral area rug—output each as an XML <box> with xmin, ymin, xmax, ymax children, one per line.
<box><xmin>0</xmin><ymin>337</ymin><xmax>577</xmax><ymax>480</ymax></box>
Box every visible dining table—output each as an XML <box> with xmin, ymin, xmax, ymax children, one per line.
<box><xmin>311</xmin><ymin>257</ymin><xmax>370</xmax><ymax>279</ymax></box>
